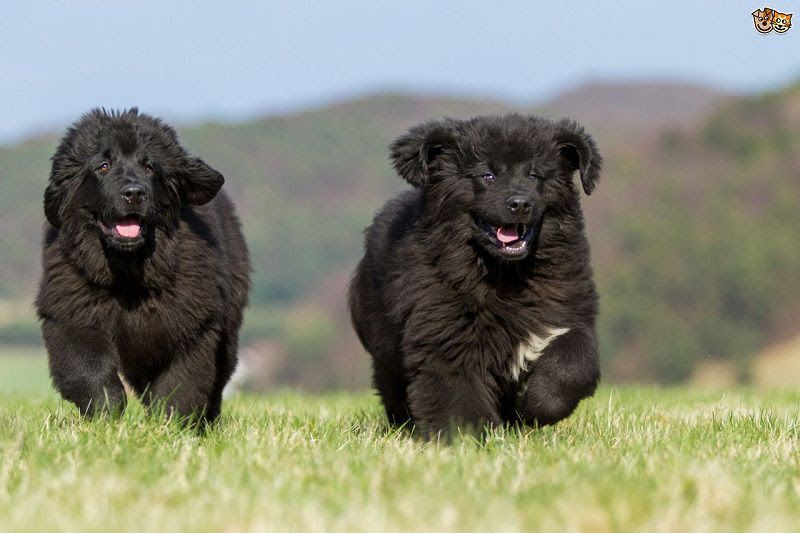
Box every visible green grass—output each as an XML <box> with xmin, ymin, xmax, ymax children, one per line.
<box><xmin>0</xmin><ymin>356</ymin><xmax>799</xmax><ymax>532</ymax></box>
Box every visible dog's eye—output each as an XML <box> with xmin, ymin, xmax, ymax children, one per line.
<box><xmin>482</xmin><ymin>173</ymin><xmax>496</xmax><ymax>182</ymax></box>
<box><xmin>529</xmin><ymin>171</ymin><xmax>542</xmax><ymax>181</ymax></box>
<box><xmin>97</xmin><ymin>162</ymin><xmax>110</xmax><ymax>174</ymax></box>
<box><xmin>144</xmin><ymin>163</ymin><xmax>155</xmax><ymax>175</ymax></box>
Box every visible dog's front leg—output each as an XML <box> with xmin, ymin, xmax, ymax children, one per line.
<box><xmin>406</xmin><ymin>359</ymin><xmax>502</xmax><ymax>439</ymax></box>
<box><xmin>516</xmin><ymin>327</ymin><xmax>600</xmax><ymax>427</ymax></box>
<box><xmin>142</xmin><ymin>332</ymin><xmax>221</xmax><ymax>426</ymax></box>
<box><xmin>42</xmin><ymin>319</ymin><xmax>126</xmax><ymax>417</ymax></box>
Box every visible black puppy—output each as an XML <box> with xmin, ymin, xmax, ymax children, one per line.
<box><xmin>36</xmin><ymin>108</ymin><xmax>250</xmax><ymax>423</ymax></box>
<box><xmin>349</xmin><ymin>114</ymin><xmax>602</xmax><ymax>437</ymax></box>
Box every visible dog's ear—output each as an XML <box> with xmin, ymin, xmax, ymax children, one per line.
<box><xmin>179</xmin><ymin>157</ymin><xmax>224</xmax><ymax>205</ymax></box>
<box><xmin>555</xmin><ymin>120</ymin><xmax>602</xmax><ymax>195</ymax></box>
<box><xmin>43</xmin><ymin>150</ymin><xmax>77</xmax><ymax>228</ymax></box>
<box><xmin>390</xmin><ymin>121</ymin><xmax>455</xmax><ymax>187</ymax></box>
<box><xmin>43</xmin><ymin>182</ymin><xmax>64</xmax><ymax>227</ymax></box>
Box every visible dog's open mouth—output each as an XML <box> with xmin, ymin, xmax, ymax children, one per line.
<box><xmin>97</xmin><ymin>215</ymin><xmax>144</xmax><ymax>241</ymax></box>
<box><xmin>477</xmin><ymin>219</ymin><xmax>534</xmax><ymax>257</ymax></box>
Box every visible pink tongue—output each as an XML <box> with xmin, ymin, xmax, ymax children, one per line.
<box><xmin>115</xmin><ymin>218</ymin><xmax>141</xmax><ymax>238</ymax></box>
<box><xmin>496</xmin><ymin>225</ymin><xmax>519</xmax><ymax>244</ymax></box>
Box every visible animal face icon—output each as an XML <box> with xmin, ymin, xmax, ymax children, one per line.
<box><xmin>772</xmin><ymin>10</ymin><xmax>792</xmax><ymax>32</ymax></box>
<box><xmin>752</xmin><ymin>8</ymin><xmax>774</xmax><ymax>33</ymax></box>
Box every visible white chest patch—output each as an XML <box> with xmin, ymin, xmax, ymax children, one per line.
<box><xmin>510</xmin><ymin>327</ymin><xmax>570</xmax><ymax>381</ymax></box>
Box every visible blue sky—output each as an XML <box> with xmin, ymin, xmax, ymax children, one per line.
<box><xmin>1</xmin><ymin>0</ymin><xmax>798</xmax><ymax>143</ymax></box>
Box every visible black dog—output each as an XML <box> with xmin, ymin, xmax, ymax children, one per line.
<box><xmin>36</xmin><ymin>108</ymin><xmax>250</xmax><ymax>423</ymax></box>
<box><xmin>349</xmin><ymin>114</ymin><xmax>602</xmax><ymax>437</ymax></box>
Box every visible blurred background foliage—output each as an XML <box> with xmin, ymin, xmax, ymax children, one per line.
<box><xmin>1</xmin><ymin>81</ymin><xmax>798</xmax><ymax>390</ymax></box>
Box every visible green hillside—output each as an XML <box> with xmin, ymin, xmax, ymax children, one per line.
<box><xmin>592</xmin><ymin>82</ymin><xmax>800</xmax><ymax>381</ymax></box>
<box><xmin>0</xmin><ymin>83</ymin><xmax>797</xmax><ymax>385</ymax></box>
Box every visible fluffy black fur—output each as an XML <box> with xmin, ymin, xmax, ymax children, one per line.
<box><xmin>349</xmin><ymin>114</ymin><xmax>602</xmax><ymax>437</ymax></box>
<box><xmin>36</xmin><ymin>108</ymin><xmax>250</xmax><ymax>424</ymax></box>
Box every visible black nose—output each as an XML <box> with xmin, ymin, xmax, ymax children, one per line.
<box><xmin>506</xmin><ymin>195</ymin><xmax>532</xmax><ymax>215</ymax></box>
<box><xmin>120</xmin><ymin>183</ymin><xmax>145</xmax><ymax>205</ymax></box>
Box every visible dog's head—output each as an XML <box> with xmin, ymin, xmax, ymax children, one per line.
<box><xmin>753</xmin><ymin>8</ymin><xmax>774</xmax><ymax>33</ymax></box>
<box><xmin>390</xmin><ymin>114</ymin><xmax>601</xmax><ymax>262</ymax></box>
<box><xmin>45</xmin><ymin>108</ymin><xmax>223</xmax><ymax>253</ymax></box>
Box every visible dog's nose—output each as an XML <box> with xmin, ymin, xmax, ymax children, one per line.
<box><xmin>120</xmin><ymin>183</ymin><xmax>145</xmax><ymax>206</ymax></box>
<box><xmin>506</xmin><ymin>195</ymin><xmax>532</xmax><ymax>215</ymax></box>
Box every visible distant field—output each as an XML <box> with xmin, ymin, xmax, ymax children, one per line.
<box><xmin>0</xmin><ymin>346</ymin><xmax>51</xmax><ymax>397</ymax></box>
<box><xmin>0</xmin><ymin>364</ymin><xmax>798</xmax><ymax>532</ymax></box>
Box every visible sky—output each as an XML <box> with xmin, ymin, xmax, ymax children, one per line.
<box><xmin>1</xmin><ymin>0</ymin><xmax>798</xmax><ymax>144</ymax></box>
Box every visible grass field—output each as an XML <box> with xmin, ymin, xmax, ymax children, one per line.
<box><xmin>0</xmin><ymin>354</ymin><xmax>799</xmax><ymax>532</ymax></box>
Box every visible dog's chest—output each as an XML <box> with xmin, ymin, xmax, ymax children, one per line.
<box><xmin>464</xmin><ymin>302</ymin><xmax>570</xmax><ymax>381</ymax></box>
<box><xmin>472</xmin><ymin>292</ymin><xmax>571</xmax><ymax>381</ymax></box>
<box><xmin>507</xmin><ymin>326</ymin><xmax>570</xmax><ymax>381</ymax></box>
<box><xmin>115</xmin><ymin>305</ymin><xmax>177</xmax><ymax>360</ymax></box>
<box><xmin>113</xmin><ymin>292</ymin><xmax>204</xmax><ymax>361</ymax></box>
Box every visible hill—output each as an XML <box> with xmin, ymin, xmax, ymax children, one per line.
<box><xmin>2</xmin><ymin>80</ymin><xmax>798</xmax><ymax>386</ymax></box>
<box><xmin>541</xmin><ymin>80</ymin><xmax>727</xmax><ymax>132</ymax></box>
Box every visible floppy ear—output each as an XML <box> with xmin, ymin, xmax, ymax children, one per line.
<box><xmin>389</xmin><ymin>121</ymin><xmax>455</xmax><ymax>187</ymax></box>
<box><xmin>43</xmin><ymin>182</ymin><xmax>64</xmax><ymax>227</ymax></box>
<box><xmin>555</xmin><ymin>120</ymin><xmax>603</xmax><ymax>195</ymax></box>
<box><xmin>43</xmin><ymin>151</ymin><xmax>76</xmax><ymax>228</ymax></box>
<box><xmin>180</xmin><ymin>157</ymin><xmax>224</xmax><ymax>205</ymax></box>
